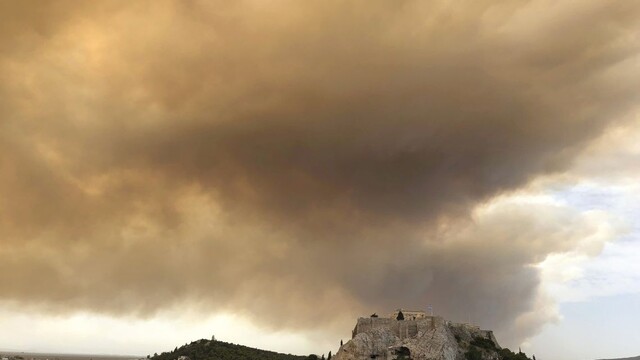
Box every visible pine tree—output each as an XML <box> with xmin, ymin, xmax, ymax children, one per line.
<box><xmin>396</xmin><ymin>310</ymin><xmax>404</xmax><ymax>321</ymax></box>
<box><xmin>340</xmin><ymin>339</ymin><xmax>343</xmax><ymax>347</ymax></box>
<box><xmin>328</xmin><ymin>351</ymin><xmax>332</xmax><ymax>360</ymax></box>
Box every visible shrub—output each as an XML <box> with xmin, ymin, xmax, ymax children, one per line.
<box><xmin>465</xmin><ymin>347</ymin><xmax>482</xmax><ymax>360</ymax></box>
<box><xmin>499</xmin><ymin>348</ymin><xmax>531</xmax><ymax>360</ymax></box>
<box><xmin>471</xmin><ymin>337</ymin><xmax>496</xmax><ymax>350</ymax></box>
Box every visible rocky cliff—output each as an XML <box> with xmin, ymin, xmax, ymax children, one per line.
<box><xmin>333</xmin><ymin>316</ymin><xmax>503</xmax><ymax>360</ymax></box>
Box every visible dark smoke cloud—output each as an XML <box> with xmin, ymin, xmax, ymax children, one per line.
<box><xmin>1</xmin><ymin>0</ymin><xmax>639</xmax><ymax>347</ymax></box>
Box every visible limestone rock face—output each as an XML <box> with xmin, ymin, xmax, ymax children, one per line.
<box><xmin>333</xmin><ymin>316</ymin><xmax>501</xmax><ymax>360</ymax></box>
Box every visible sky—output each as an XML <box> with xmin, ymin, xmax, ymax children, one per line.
<box><xmin>0</xmin><ymin>1</ymin><xmax>639</xmax><ymax>359</ymax></box>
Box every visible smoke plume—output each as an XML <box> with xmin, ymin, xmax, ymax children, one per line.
<box><xmin>1</xmin><ymin>0</ymin><xmax>639</xmax><ymax>346</ymax></box>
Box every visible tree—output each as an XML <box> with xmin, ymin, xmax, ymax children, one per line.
<box><xmin>328</xmin><ymin>351</ymin><xmax>332</xmax><ymax>360</ymax></box>
<box><xmin>321</xmin><ymin>354</ymin><xmax>325</xmax><ymax>360</ymax></box>
<box><xmin>533</xmin><ymin>356</ymin><xmax>536</xmax><ymax>360</ymax></box>
<box><xmin>340</xmin><ymin>340</ymin><xmax>343</xmax><ymax>347</ymax></box>
<box><xmin>370</xmin><ymin>313</ymin><xmax>378</xmax><ymax>318</ymax></box>
<box><xmin>464</xmin><ymin>347</ymin><xmax>482</xmax><ymax>360</ymax></box>
<box><xmin>396</xmin><ymin>310</ymin><xmax>404</xmax><ymax>321</ymax></box>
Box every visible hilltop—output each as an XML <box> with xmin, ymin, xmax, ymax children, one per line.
<box><xmin>334</xmin><ymin>310</ymin><xmax>532</xmax><ymax>360</ymax></box>
<box><xmin>150</xmin><ymin>310</ymin><xmax>534</xmax><ymax>360</ymax></box>
<box><xmin>150</xmin><ymin>339</ymin><xmax>317</xmax><ymax>360</ymax></box>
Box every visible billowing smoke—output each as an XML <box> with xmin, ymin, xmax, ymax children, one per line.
<box><xmin>1</xmin><ymin>0</ymin><xmax>639</xmax><ymax>347</ymax></box>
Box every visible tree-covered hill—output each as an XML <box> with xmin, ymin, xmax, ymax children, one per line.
<box><xmin>150</xmin><ymin>339</ymin><xmax>320</xmax><ymax>360</ymax></box>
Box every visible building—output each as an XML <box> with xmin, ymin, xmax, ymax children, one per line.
<box><xmin>388</xmin><ymin>309</ymin><xmax>427</xmax><ymax>320</ymax></box>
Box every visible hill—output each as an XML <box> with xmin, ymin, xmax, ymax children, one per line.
<box><xmin>150</xmin><ymin>339</ymin><xmax>317</xmax><ymax>360</ymax></box>
<box><xmin>334</xmin><ymin>315</ymin><xmax>532</xmax><ymax>360</ymax></box>
<box><xmin>150</xmin><ymin>313</ymin><xmax>533</xmax><ymax>360</ymax></box>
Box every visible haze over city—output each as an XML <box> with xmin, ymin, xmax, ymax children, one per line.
<box><xmin>1</xmin><ymin>1</ymin><xmax>639</xmax><ymax>360</ymax></box>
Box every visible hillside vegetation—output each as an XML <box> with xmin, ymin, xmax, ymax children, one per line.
<box><xmin>453</xmin><ymin>332</ymin><xmax>532</xmax><ymax>360</ymax></box>
<box><xmin>150</xmin><ymin>339</ymin><xmax>319</xmax><ymax>360</ymax></box>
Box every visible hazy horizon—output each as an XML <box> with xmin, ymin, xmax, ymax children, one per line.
<box><xmin>1</xmin><ymin>1</ymin><xmax>639</xmax><ymax>359</ymax></box>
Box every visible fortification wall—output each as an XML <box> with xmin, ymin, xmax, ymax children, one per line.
<box><xmin>447</xmin><ymin>322</ymin><xmax>501</xmax><ymax>349</ymax></box>
<box><xmin>390</xmin><ymin>320</ymin><xmax>418</xmax><ymax>339</ymax></box>
<box><xmin>352</xmin><ymin>316</ymin><xmax>442</xmax><ymax>339</ymax></box>
<box><xmin>352</xmin><ymin>317</ymin><xmax>392</xmax><ymax>338</ymax></box>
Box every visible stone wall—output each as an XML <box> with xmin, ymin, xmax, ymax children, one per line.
<box><xmin>352</xmin><ymin>316</ymin><xmax>442</xmax><ymax>339</ymax></box>
<box><xmin>448</xmin><ymin>321</ymin><xmax>501</xmax><ymax>349</ymax></box>
<box><xmin>352</xmin><ymin>317</ymin><xmax>392</xmax><ymax>338</ymax></box>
